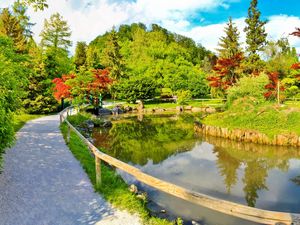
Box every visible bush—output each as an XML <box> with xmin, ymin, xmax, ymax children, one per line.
<box><xmin>67</xmin><ymin>112</ymin><xmax>90</xmax><ymax>127</ymax></box>
<box><xmin>160</xmin><ymin>88</ymin><xmax>173</xmax><ymax>98</ymax></box>
<box><xmin>226</xmin><ymin>73</ymin><xmax>269</xmax><ymax>107</ymax></box>
<box><xmin>176</xmin><ymin>90</ymin><xmax>192</xmax><ymax>105</ymax></box>
<box><xmin>113</xmin><ymin>76</ymin><xmax>157</xmax><ymax>103</ymax></box>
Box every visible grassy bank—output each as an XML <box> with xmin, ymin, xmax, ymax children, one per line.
<box><xmin>13</xmin><ymin>113</ymin><xmax>42</xmax><ymax>132</ymax></box>
<box><xmin>60</xmin><ymin>123</ymin><xmax>174</xmax><ymax>225</ymax></box>
<box><xmin>106</xmin><ymin>99</ymin><xmax>224</xmax><ymax>110</ymax></box>
<box><xmin>203</xmin><ymin>99</ymin><xmax>300</xmax><ymax>138</ymax></box>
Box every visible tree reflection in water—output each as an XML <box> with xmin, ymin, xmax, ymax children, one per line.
<box><xmin>92</xmin><ymin>113</ymin><xmax>300</xmax><ymax>208</ymax></box>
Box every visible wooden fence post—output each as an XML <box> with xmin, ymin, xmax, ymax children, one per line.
<box><xmin>95</xmin><ymin>157</ymin><xmax>101</xmax><ymax>188</ymax></box>
<box><xmin>67</xmin><ymin>125</ymin><xmax>71</xmax><ymax>144</ymax></box>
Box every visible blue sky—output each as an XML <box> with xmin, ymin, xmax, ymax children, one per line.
<box><xmin>1</xmin><ymin>0</ymin><xmax>300</xmax><ymax>54</ymax></box>
<box><xmin>195</xmin><ymin>0</ymin><xmax>300</xmax><ymax>25</ymax></box>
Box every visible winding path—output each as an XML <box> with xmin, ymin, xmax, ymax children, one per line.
<box><xmin>0</xmin><ymin>115</ymin><xmax>141</xmax><ymax>225</ymax></box>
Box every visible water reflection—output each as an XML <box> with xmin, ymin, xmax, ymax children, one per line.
<box><xmin>92</xmin><ymin>113</ymin><xmax>300</xmax><ymax>224</ymax></box>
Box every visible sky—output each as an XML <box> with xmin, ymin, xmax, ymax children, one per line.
<box><xmin>1</xmin><ymin>0</ymin><xmax>300</xmax><ymax>54</ymax></box>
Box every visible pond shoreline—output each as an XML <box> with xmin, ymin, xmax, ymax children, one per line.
<box><xmin>195</xmin><ymin>123</ymin><xmax>300</xmax><ymax>147</ymax></box>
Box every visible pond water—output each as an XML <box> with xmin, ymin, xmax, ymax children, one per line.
<box><xmin>92</xmin><ymin>113</ymin><xmax>300</xmax><ymax>225</ymax></box>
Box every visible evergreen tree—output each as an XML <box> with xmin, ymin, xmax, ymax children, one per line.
<box><xmin>12</xmin><ymin>0</ymin><xmax>35</xmax><ymax>39</ymax></box>
<box><xmin>74</xmin><ymin>41</ymin><xmax>87</xmax><ymax>69</ymax></box>
<box><xmin>217</xmin><ymin>17</ymin><xmax>241</xmax><ymax>58</ymax></box>
<box><xmin>244</xmin><ymin>0</ymin><xmax>267</xmax><ymax>71</ymax></box>
<box><xmin>0</xmin><ymin>8</ymin><xmax>27</xmax><ymax>53</ymax></box>
<box><xmin>40</xmin><ymin>13</ymin><xmax>71</xmax><ymax>51</ymax></box>
<box><xmin>101</xmin><ymin>28</ymin><xmax>125</xmax><ymax>79</ymax></box>
<box><xmin>21</xmin><ymin>0</ymin><xmax>48</xmax><ymax>11</ymax></box>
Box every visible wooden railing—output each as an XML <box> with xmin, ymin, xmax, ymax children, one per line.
<box><xmin>59</xmin><ymin>106</ymin><xmax>300</xmax><ymax>225</ymax></box>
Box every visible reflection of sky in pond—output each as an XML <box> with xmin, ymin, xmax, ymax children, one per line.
<box><xmin>135</xmin><ymin>142</ymin><xmax>300</xmax><ymax>212</ymax></box>
<box><xmin>93</xmin><ymin>114</ymin><xmax>300</xmax><ymax>224</ymax></box>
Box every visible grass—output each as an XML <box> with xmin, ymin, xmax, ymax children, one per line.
<box><xmin>113</xmin><ymin>99</ymin><xmax>224</xmax><ymax>110</ymax></box>
<box><xmin>285</xmin><ymin>100</ymin><xmax>300</xmax><ymax>108</ymax></box>
<box><xmin>203</xmin><ymin>98</ymin><xmax>300</xmax><ymax>138</ymax></box>
<box><xmin>13</xmin><ymin>113</ymin><xmax>42</xmax><ymax>132</ymax></box>
<box><xmin>60</xmin><ymin>123</ymin><xmax>174</xmax><ymax>225</ymax></box>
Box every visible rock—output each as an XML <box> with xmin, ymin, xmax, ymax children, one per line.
<box><xmin>129</xmin><ymin>184</ymin><xmax>138</xmax><ymax>194</ymax></box>
<box><xmin>112</xmin><ymin>106</ymin><xmax>123</xmax><ymax>115</ymax></box>
<box><xmin>176</xmin><ymin>106</ymin><xmax>184</xmax><ymax>112</ymax></box>
<box><xmin>191</xmin><ymin>107</ymin><xmax>203</xmax><ymax>112</ymax></box>
<box><xmin>160</xmin><ymin>209</ymin><xmax>166</xmax><ymax>213</ymax></box>
<box><xmin>98</xmin><ymin>108</ymin><xmax>112</xmax><ymax>115</ymax></box>
<box><xmin>124</xmin><ymin>106</ymin><xmax>133</xmax><ymax>112</ymax></box>
<box><xmin>82</xmin><ymin>120</ymin><xmax>94</xmax><ymax>130</ymax></box>
<box><xmin>155</xmin><ymin>108</ymin><xmax>165</xmax><ymax>113</ymax></box>
<box><xmin>185</xmin><ymin>105</ymin><xmax>193</xmax><ymax>110</ymax></box>
<box><xmin>136</xmin><ymin>192</ymin><xmax>147</xmax><ymax>201</ymax></box>
<box><xmin>205</xmin><ymin>107</ymin><xmax>216</xmax><ymax>113</ymax></box>
<box><xmin>137</xmin><ymin>101</ymin><xmax>144</xmax><ymax>111</ymax></box>
<box><xmin>103</xmin><ymin>120</ymin><xmax>112</xmax><ymax>128</ymax></box>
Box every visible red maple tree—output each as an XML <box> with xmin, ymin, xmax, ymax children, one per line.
<box><xmin>88</xmin><ymin>69</ymin><xmax>114</xmax><ymax>95</ymax></box>
<box><xmin>291</xmin><ymin>27</ymin><xmax>300</xmax><ymax>37</ymax></box>
<box><xmin>290</xmin><ymin>27</ymin><xmax>300</xmax><ymax>81</ymax></box>
<box><xmin>207</xmin><ymin>53</ymin><xmax>244</xmax><ymax>92</ymax></box>
<box><xmin>264</xmin><ymin>72</ymin><xmax>284</xmax><ymax>99</ymax></box>
<box><xmin>52</xmin><ymin>74</ymin><xmax>75</xmax><ymax>101</ymax></box>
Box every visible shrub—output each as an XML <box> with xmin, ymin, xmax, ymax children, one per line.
<box><xmin>176</xmin><ymin>90</ymin><xmax>192</xmax><ymax>105</ymax></box>
<box><xmin>67</xmin><ymin>112</ymin><xmax>90</xmax><ymax>127</ymax></box>
<box><xmin>226</xmin><ymin>73</ymin><xmax>269</xmax><ymax>107</ymax></box>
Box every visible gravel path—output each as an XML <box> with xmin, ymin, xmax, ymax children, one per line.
<box><xmin>0</xmin><ymin>115</ymin><xmax>141</xmax><ymax>225</ymax></box>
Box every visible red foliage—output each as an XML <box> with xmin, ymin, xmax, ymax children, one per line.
<box><xmin>291</xmin><ymin>62</ymin><xmax>300</xmax><ymax>80</ymax></box>
<box><xmin>52</xmin><ymin>74</ymin><xmax>75</xmax><ymax>101</ymax></box>
<box><xmin>291</xmin><ymin>27</ymin><xmax>300</xmax><ymax>37</ymax></box>
<box><xmin>87</xmin><ymin>69</ymin><xmax>114</xmax><ymax>95</ymax></box>
<box><xmin>207</xmin><ymin>53</ymin><xmax>243</xmax><ymax>91</ymax></box>
<box><xmin>264</xmin><ymin>72</ymin><xmax>284</xmax><ymax>99</ymax></box>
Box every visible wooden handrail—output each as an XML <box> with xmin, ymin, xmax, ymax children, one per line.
<box><xmin>60</xmin><ymin>106</ymin><xmax>300</xmax><ymax>225</ymax></box>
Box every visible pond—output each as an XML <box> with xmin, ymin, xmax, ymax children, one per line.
<box><xmin>92</xmin><ymin>113</ymin><xmax>300</xmax><ymax>225</ymax></box>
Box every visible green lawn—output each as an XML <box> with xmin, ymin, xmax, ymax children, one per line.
<box><xmin>284</xmin><ymin>100</ymin><xmax>300</xmax><ymax>108</ymax></box>
<box><xmin>113</xmin><ymin>99</ymin><xmax>224</xmax><ymax>110</ymax></box>
<box><xmin>13</xmin><ymin>113</ymin><xmax>42</xmax><ymax>132</ymax></box>
<box><xmin>60</xmin><ymin>123</ymin><xmax>174</xmax><ymax>225</ymax></box>
<box><xmin>203</xmin><ymin>101</ymin><xmax>300</xmax><ymax>138</ymax></box>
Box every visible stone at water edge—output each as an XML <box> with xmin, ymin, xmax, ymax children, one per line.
<box><xmin>184</xmin><ymin>106</ymin><xmax>193</xmax><ymax>110</ymax></box>
<box><xmin>176</xmin><ymin>106</ymin><xmax>184</xmax><ymax>112</ymax></box>
<box><xmin>82</xmin><ymin>120</ymin><xmax>94</xmax><ymax>130</ymax></box>
<box><xmin>136</xmin><ymin>192</ymin><xmax>147</xmax><ymax>201</ymax></box>
<box><xmin>102</xmin><ymin>120</ymin><xmax>112</xmax><ymax>128</ymax></box>
<box><xmin>129</xmin><ymin>184</ymin><xmax>138</xmax><ymax>194</ymax></box>
<box><xmin>124</xmin><ymin>106</ymin><xmax>133</xmax><ymax>112</ymax></box>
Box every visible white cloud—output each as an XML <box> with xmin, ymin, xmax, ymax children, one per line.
<box><xmin>15</xmin><ymin>0</ymin><xmax>238</xmax><ymax>52</ymax></box>
<box><xmin>181</xmin><ymin>15</ymin><xmax>300</xmax><ymax>54</ymax></box>
<box><xmin>1</xmin><ymin>0</ymin><xmax>300</xmax><ymax>55</ymax></box>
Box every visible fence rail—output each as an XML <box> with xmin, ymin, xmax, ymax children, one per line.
<box><xmin>60</xmin><ymin>106</ymin><xmax>300</xmax><ymax>225</ymax></box>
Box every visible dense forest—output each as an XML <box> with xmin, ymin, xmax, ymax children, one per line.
<box><xmin>0</xmin><ymin>0</ymin><xmax>300</xmax><ymax>158</ymax></box>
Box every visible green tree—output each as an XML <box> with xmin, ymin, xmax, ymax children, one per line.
<box><xmin>113</xmin><ymin>76</ymin><xmax>157</xmax><ymax>103</ymax></box>
<box><xmin>101</xmin><ymin>28</ymin><xmax>125</xmax><ymax>79</ymax></box>
<box><xmin>0</xmin><ymin>37</ymin><xmax>27</xmax><ymax>154</ymax></box>
<box><xmin>0</xmin><ymin>8</ymin><xmax>27</xmax><ymax>53</ymax></box>
<box><xmin>12</xmin><ymin>0</ymin><xmax>35</xmax><ymax>39</ymax></box>
<box><xmin>244</xmin><ymin>0</ymin><xmax>267</xmax><ymax>73</ymax></box>
<box><xmin>21</xmin><ymin>0</ymin><xmax>48</xmax><ymax>11</ymax></box>
<box><xmin>217</xmin><ymin>17</ymin><xmax>241</xmax><ymax>58</ymax></box>
<box><xmin>40</xmin><ymin>13</ymin><xmax>71</xmax><ymax>51</ymax></box>
<box><xmin>43</xmin><ymin>47</ymin><xmax>72</xmax><ymax>79</ymax></box>
<box><xmin>23</xmin><ymin>40</ymin><xmax>59</xmax><ymax>114</ymax></box>
<box><xmin>74</xmin><ymin>41</ymin><xmax>87</xmax><ymax>69</ymax></box>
